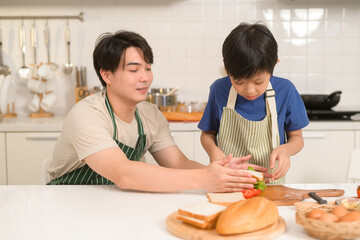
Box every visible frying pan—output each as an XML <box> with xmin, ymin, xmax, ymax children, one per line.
<box><xmin>301</xmin><ymin>91</ymin><xmax>342</xmax><ymax>110</ymax></box>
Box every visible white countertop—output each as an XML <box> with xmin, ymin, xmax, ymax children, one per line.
<box><xmin>0</xmin><ymin>183</ymin><xmax>358</xmax><ymax>240</ymax></box>
<box><xmin>1</xmin><ymin>116</ymin><xmax>360</xmax><ymax>132</ymax></box>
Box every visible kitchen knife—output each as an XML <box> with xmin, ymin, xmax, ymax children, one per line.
<box><xmin>308</xmin><ymin>192</ymin><xmax>327</xmax><ymax>204</ymax></box>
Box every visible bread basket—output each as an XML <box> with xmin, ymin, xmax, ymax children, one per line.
<box><xmin>295</xmin><ymin>202</ymin><xmax>360</xmax><ymax>240</ymax></box>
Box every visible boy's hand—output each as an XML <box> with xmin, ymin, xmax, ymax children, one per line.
<box><xmin>269</xmin><ymin>146</ymin><xmax>291</xmax><ymax>180</ymax></box>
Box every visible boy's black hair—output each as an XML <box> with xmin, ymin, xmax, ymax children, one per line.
<box><xmin>93</xmin><ymin>30</ymin><xmax>154</xmax><ymax>86</ymax></box>
<box><xmin>222</xmin><ymin>22</ymin><xmax>278</xmax><ymax>81</ymax></box>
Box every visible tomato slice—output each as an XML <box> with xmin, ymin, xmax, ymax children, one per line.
<box><xmin>242</xmin><ymin>189</ymin><xmax>261</xmax><ymax>199</ymax></box>
<box><xmin>357</xmin><ymin>185</ymin><xmax>360</xmax><ymax>198</ymax></box>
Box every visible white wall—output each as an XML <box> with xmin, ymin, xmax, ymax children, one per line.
<box><xmin>0</xmin><ymin>0</ymin><xmax>359</xmax><ymax>116</ymax></box>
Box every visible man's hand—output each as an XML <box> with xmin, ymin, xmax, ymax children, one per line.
<box><xmin>200</xmin><ymin>156</ymin><xmax>258</xmax><ymax>193</ymax></box>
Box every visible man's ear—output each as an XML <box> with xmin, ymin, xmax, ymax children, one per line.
<box><xmin>100</xmin><ymin>69</ymin><xmax>111</xmax><ymax>85</ymax></box>
<box><xmin>276</xmin><ymin>59</ymin><xmax>280</xmax><ymax>64</ymax></box>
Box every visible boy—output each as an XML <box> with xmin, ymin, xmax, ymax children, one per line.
<box><xmin>198</xmin><ymin>22</ymin><xmax>309</xmax><ymax>183</ymax></box>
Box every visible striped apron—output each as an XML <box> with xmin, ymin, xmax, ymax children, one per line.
<box><xmin>218</xmin><ymin>82</ymin><xmax>285</xmax><ymax>184</ymax></box>
<box><xmin>48</xmin><ymin>93</ymin><xmax>146</xmax><ymax>185</ymax></box>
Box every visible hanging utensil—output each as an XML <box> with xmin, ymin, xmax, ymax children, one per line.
<box><xmin>0</xmin><ymin>26</ymin><xmax>11</xmax><ymax>76</ymax></box>
<box><xmin>63</xmin><ymin>20</ymin><xmax>73</xmax><ymax>75</ymax></box>
<box><xmin>30</xmin><ymin>20</ymin><xmax>38</xmax><ymax>76</ymax></box>
<box><xmin>16</xmin><ymin>21</ymin><xmax>30</xmax><ymax>85</ymax></box>
<box><xmin>44</xmin><ymin>20</ymin><xmax>58</xmax><ymax>71</ymax></box>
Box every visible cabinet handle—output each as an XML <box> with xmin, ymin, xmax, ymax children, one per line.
<box><xmin>303</xmin><ymin>133</ymin><xmax>325</xmax><ymax>139</ymax></box>
<box><xmin>26</xmin><ymin>136</ymin><xmax>59</xmax><ymax>141</ymax></box>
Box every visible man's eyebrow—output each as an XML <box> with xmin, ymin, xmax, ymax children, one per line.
<box><xmin>125</xmin><ymin>62</ymin><xmax>141</xmax><ymax>66</ymax></box>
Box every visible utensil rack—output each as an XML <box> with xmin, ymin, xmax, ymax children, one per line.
<box><xmin>0</xmin><ymin>12</ymin><xmax>83</xmax><ymax>21</ymax></box>
<box><xmin>29</xmin><ymin>91</ymin><xmax>54</xmax><ymax>118</ymax></box>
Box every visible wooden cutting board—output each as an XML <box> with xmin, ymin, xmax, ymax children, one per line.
<box><xmin>260</xmin><ymin>185</ymin><xmax>345</xmax><ymax>206</ymax></box>
<box><xmin>166</xmin><ymin>211</ymin><xmax>286</xmax><ymax>240</ymax></box>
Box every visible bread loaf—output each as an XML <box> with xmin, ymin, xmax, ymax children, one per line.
<box><xmin>216</xmin><ymin>196</ymin><xmax>278</xmax><ymax>235</ymax></box>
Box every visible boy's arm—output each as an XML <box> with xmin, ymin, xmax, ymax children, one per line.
<box><xmin>201</xmin><ymin>131</ymin><xmax>226</xmax><ymax>163</ymax></box>
<box><xmin>269</xmin><ymin>129</ymin><xmax>304</xmax><ymax>180</ymax></box>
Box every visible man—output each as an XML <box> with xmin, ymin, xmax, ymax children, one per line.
<box><xmin>48</xmin><ymin>30</ymin><xmax>268</xmax><ymax>192</ymax></box>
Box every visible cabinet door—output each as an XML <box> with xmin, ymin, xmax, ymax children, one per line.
<box><xmin>355</xmin><ymin>131</ymin><xmax>360</xmax><ymax>149</ymax></box>
<box><xmin>0</xmin><ymin>133</ymin><xmax>6</xmax><ymax>184</ymax></box>
<box><xmin>6</xmin><ymin>132</ymin><xmax>60</xmax><ymax>185</ymax></box>
<box><xmin>144</xmin><ymin>131</ymin><xmax>195</xmax><ymax>165</ymax></box>
<box><xmin>286</xmin><ymin>130</ymin><xmax>354</xmax><ymax>183</ymax></box>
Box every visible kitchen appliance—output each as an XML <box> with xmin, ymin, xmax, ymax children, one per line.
<box><xmin>306</xmin><ymin>109</ymin><xmax>360</xmax><ymax>121</ymax></box>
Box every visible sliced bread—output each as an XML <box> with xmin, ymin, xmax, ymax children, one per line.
<box><xmin>176</xmin><ymin>214</ymin><xmax>217</xmax><ymax>230</ymax></box>
<box><xmin>240</xmin><ymin>170</ymin><xmax>264</xmax><ymax>181</ymax></box>
<box><xmin>207</xmin><ymin>192</ymin><xmax>245</xmax><ymax>206</ymax></box>
<box><xmin>178</xmin><ymin>201</ymin><xmax>226</xmax><ymax>222</ymax></box>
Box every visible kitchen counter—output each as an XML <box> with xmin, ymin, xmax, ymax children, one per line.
<box><xmin>0</xmin><ymin>183</ymin><xmax>357</xmax><ymax>240</ymax></box>
<box><xmin>1</xmin><ymin>116</ymin><xmax>360</xmax><ymax>132</ymax></box>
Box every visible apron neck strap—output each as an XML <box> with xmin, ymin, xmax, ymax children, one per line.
<box><xmin>105</xmin><ymin>92</ymin><xmax>143</xmax><ymax>140</ymax></box>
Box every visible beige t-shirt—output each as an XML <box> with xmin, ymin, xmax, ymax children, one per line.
<box><xmin>48</xmin><ymin>91</ymin><xmax>175</xmax><ymax>180</ymax></box>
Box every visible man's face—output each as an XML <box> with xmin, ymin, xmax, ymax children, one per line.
<box><xmin>230</xmin><ymin>72</ymin><xmax>271</xmax><ymax>101</ymax></box>
<box><xmin>108</xmin><ymin>46</ymin><xmax>153</xmax><ymax>105</ymax></box>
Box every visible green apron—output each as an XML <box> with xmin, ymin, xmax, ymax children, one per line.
<box><xmin>48</xmin><ymin>93</ymin><xmax>146</xmax><ymax>185</ymax></box>
<box><xmin>218</xmin><ymin>82</ymin><xmax>285</xmax><ymax>184</ymax></box>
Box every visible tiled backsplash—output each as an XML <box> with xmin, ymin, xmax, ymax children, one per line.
<box><xmin>0</xmin><ymin>0</ymin><xmax>359</xmax><ymax>116</ymax></box>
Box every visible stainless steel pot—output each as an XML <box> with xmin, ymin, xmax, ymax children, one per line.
<box><xmin>146</xmin><ymin>88</ymin><xmax>177</xmax><ymax>107</ymax></box>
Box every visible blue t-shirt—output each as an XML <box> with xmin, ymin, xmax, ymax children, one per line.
<box><xmin>198</xmin><ymin>76</ymin><xmax>309</xmax><ymax>144</ymax></box>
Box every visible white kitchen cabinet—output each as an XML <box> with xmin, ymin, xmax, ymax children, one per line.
<box><xmin>0</xmin><ymin>133</ymin><xmax>6</xmax><ymax>184</ymax></box>
<box><xmin>6</xmin><ymin>132</ymin><xmax>60</xmax><ymax>185</ymax></box>
<box><xmin>355</xmin><ymin>131</ymin><xmax>360</xmax><ymax>149</ymax></box>
<box><xmin>145</xmin><ymin>131</ymin><xmax>209</xmax><ymax>166</ymax></box>
<box><xmin>286</xmin><ymin>130</ymin><xmax>354</xmax><ymax>183</ymax></box>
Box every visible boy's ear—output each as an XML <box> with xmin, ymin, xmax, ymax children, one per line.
<box><xmin>100</xmin><ymin>69</ymin><xmax>111</xmax><ymax>85</ymax></box>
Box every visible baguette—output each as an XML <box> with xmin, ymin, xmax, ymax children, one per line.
<box><xmin>207</xmin><ymin>192</ymin><xmax>245</xmax><ymax>206</ymax></box>
<box><xmin>216</xmin><ymin>196</ymin><xmax>278</xmax><ymax>235</ymax></box>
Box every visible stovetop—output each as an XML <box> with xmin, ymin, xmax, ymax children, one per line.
<box><xmin>306</xmin><ymin>110</ymin><xmax>360</xmax><ymax>121</ymax></box>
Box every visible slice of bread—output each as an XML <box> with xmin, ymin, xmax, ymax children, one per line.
<box><xmin>240</xmin><ymin>170</ymin><xmax>264</xmax><ymax>181</ymax></box>
<box><xmin>207</xmin><ymin>192</ymin><xmax>245</xmax><ymax>206</ymax></box>
<box><xmin>176</xmin><ymin>215</ymin><xmax>217</xmax><ymax>230</ymax></box>
<box><xmin>178</xmin><ymin>201</ymin><xmax>226</xmax><ymax>222</ymax></box>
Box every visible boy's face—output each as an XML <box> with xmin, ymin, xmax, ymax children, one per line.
<box><xmin>230</xmin><ymin>72</ymin><xmax>271</xmax><ymax>101</ymax></box>
<box><xmin>104</xmin><ymin>46</ymin><xmax>153</xmax><ymax>105</ymax></box>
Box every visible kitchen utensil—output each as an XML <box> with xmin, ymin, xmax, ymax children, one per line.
<box><xmin>165</xmin><ymin>88</ymin><xmax>178</xmax><ymax>96</ymax></box>
<box><xmin>162</xmin><ymin>112</ymin><xmax>203</xmax><ymax>122</ymax></box>
<box><xmin>259</xmin><ymin>185</ymin><xmax>344</xmax><ymax>206</ymax></box>
<box><xmin>16</xmin><ymin>22</ymin><xmax>30</xmax><ymax>85</ymax></box>
<box><xmin>147</xmin><ymin>88</ymin><xmax>177</xmax><ymax>109</ymax></box>
<box><xmin>44</xmin><ymin>21</ymin><xmax>58</xmax><ymax>71</ymax></box>
<box><xmin>0</xmin><ymin>75</ymin><xmax>10</xmax><ymax>114</ymax></box>
<box><xmin>30</xmin><ymin>21</ymin><xmax>38</xmax><ymax>76</ymax></box>
<box><xmin>308</xmin><ymin>192</ymin><xmax>327</xmax><ymax>204</ymax></box>
<box><xmin>63</xmin><ymin>22</ymin><xmax>73</xmax><ymax>75</ymax></box>
<box><xmin>0</xmin><ymin>27</ymin><xmax>11</xmax><ymax>76</ymax></box>
<box><xmin>166</xmin><ymin>211</ymin><xmax>285</xmax><ymax>240</ymax></box>
<box><xmin>301</xmin><ymin>91</ymin><xmax>342</xmax><ymax>110</ymax></box>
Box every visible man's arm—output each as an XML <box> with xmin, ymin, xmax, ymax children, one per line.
<box><xmin>84</xmin><ymin>147</ymin><xmax>257</xmax><ymax>192</ymax></box>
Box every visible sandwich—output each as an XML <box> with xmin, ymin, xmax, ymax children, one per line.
<box><xmin>207</xmin><ymin>192</ymin><xmax>245</xmax><ymax>206</ymax></box>
<box><xmin>216</xmin><ymin>196</ymin><xmax>279</xmax><ymax>235</ymax></box>
<box><xmin>241</xmin><ymin>167</ymin><xmax>267</xmax><ymax>191</ymax></box>
<box><xmin>176</xmin><ymin>201</ymin><xmax>226</xmax><ymax>229</ymax></box>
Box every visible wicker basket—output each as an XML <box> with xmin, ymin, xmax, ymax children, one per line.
<box><xmin>295</xmin><ymin>202</ymin><xmax>360</xmax><ymax>240</ymax></box>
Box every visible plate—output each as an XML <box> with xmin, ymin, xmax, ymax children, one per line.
<box><xmin>0</xmin><ymin>75</ymin><xmax>10</xmax><ymax>114</ymax></box>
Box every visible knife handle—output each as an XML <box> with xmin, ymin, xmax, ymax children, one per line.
<box><xmin>309</xmin><ymin>192</ymin><xmax>328</xmax><ymax>204</ymax></box>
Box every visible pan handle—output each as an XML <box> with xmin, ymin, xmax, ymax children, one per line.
<box><xmin>325</xmin><ymin>91</ymin><xmax>342</xmax><ymax>103</ymax></box>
